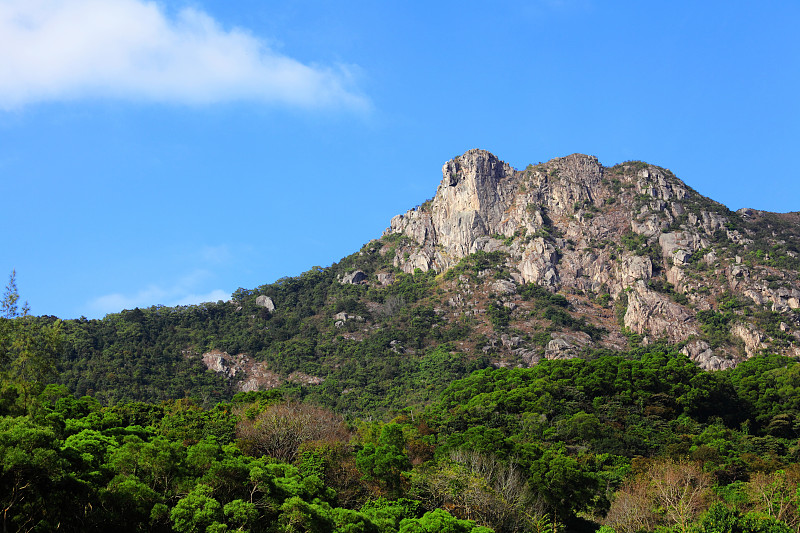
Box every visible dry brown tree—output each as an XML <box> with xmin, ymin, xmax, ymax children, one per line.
<box><xmin>235</xmin><ymin>401</ymin><xmax>351</xmax><ymax>462</ymax></box>
<box><xmin>413</xmin><ymin>449</ymin><xmax>544</xmax><ymax>533</ymax></box>
<box><xmin>605</xmin><ymin>459</ymin><xmax>711</xmax><ymax>533</ymax></box>
<box><xmin>648</xmin><ymin>459</ymin><xmax>711</xmax><ymax>533</ymax></box>
<box><xmin>746</xmin><ymin>466</ymin><xmax>800</xmax><ymax>530</ymax></box>
<box><xmin>603</xmin><ymin>476</ymin><xmax>658</xmax><ymax>533</ymax></box>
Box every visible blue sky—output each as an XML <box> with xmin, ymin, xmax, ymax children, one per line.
<box><xmin>1</xmin><ymin>0</ymin><xmax>798</xmax><ymax>319</ymax></box>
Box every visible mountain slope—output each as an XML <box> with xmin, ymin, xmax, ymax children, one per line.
<box><xmin>387</xmin><ymin>149</ymin><xmax>800</xmax><ymax>368</ymax></box>
<box><xmin>46</xmin><ymin>149</ymin><xmax>800</xmax><ymax>408</ymax></box>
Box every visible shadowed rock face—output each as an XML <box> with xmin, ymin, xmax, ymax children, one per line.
<box><xmin>385</xmin><ymin>149</ymin><xmax>800</xmax><ymax>369</ymax></box>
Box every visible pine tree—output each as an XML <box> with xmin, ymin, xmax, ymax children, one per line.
<box><xmin>1</xmin><ymin>269</ymin><xmax>29</xmax><ymax>318</ymax></box>
<box><xmin>1</xmin><ymin>270</ymin><xmax>59</xmax><ymax>411</ymax></box>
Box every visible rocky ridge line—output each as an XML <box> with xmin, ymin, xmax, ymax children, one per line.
<box><xmin>385</xmin><ymin>149</ymin><xmax>800</xmax><ymax>369</ymax></box>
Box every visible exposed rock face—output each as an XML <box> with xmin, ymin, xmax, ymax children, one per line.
<box><xmin>387</xmin><ymin>150</ymin><xmax>672</xmax><ymax>298</ymax></box>
<box><xmin>623</xmin><ymin>281</ymin><xmax>699</xmax><ymax>343</ymax></box>
<box><xmin>201</xmin><ymin>350</ymin><xmax>322</xmax><ymax>392</ymax></box>
<box><xmin>255</xmin><ymin>295</ymin><xmax>275</xmax><ymax>312</ymax></box>
<box><xmin>288</xmin><ymin>371</ymin><xmax>325</xmax><ymax>386</ymax></box>
<box><xmin>680</xmin><ymin>340</ymin><xmax>735</xmax><ymax>371</ymax></box>
<box><xmin>389</xmin><ymin>150</ymin><xmax>608</xmax><ymax>278</ymax></box>
<box><xmin>385</xmin><ymin>149</ymin><xmax>800</xmax><ymax>366</ymax></box>
<box><xmin>334</xmin><ymin>311</ymin><xmax>364</xmax><ymax>327</ymax></box>
<box><xmin>545</xmin><ymin>332</ymin><xmax>592</xmax><ymax>360</ymax></box>
<box><xmin>732</xmin><ymin>323</ymin><xmax>766</xmax><ymax>358</ymax></box>
<box><xmin>492</xmin><ymin>280</ymin><xmax>517</xmax><ymax>295</ymax></box>
<box><xmin>341</xmin><ymin>270</ymin><xmax>367</xmax><ymax>284</ymax></box>
<box><xmin>202</xmin><ymin>351</ymin><xmax>236</xmax><ymax>376</ymax></box>
<box><xmin>377</xmin><ymin>272</ymin><xmax>395</xmax><ymax>285</ymax></box>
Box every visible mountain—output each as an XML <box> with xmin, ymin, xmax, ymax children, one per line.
<box><xmin>45</xmin><ymin>149</ymin><xmax>800</xmax><ymax>408</ymax></box>
<box><xmin>5</xmin><ymin>150</ymin><xmax>800</xmax><ymax>533</ymax></box>
<box><xmin>386</xmin><ymin>149</ymin><xmax>800</xmax><ymax>368</ymax></box>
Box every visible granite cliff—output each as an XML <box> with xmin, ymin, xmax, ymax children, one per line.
<box><xmin>384</xmin><ymin>149</ymin><xmax>800</xmax><ymax>369</ymax></box>
<box><xmin>52</xmin><ymin>149</ymin><xmax>800</xmax><ymax>404</ymax></box>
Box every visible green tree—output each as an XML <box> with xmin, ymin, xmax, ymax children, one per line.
<box><xmin>357</xmin><ymin>424</ymin><xmax>411</xmax><ymax>497</ymax></box>
<box><xmin>278</xmin><ymin>496</ymin><xmax>335</xmax><ymax>533</ymax></box>
<box><xmin>360</xmin><ymin>498</ymin><xmax>421</xmax><ymax>533</ymax></box>
<box><xmin>101</xmin><ymin>474</ymin><xmax>164</xmax><ymax>530</ymax></box>
<box><xmin>61</xmin><ymin>428</ymin><xmax>119</xmax><ymax>491</ymax></box>
<box><xmin>398</xmin><ymin>509</ymin><xmax>493</xmax><ymax>533</ymax></box>
<box><xmin>528</xmin><ymin>448</ymin><xmax>600</xmax><ymax>522</ymax></box>
<box><xmin>222</xmin><ymin>499</ymin><xmax>259</xmax><ymax>531</ymax></box>
<box><xmin>170</xmin><ymin>484</ymin><xmax>224</xmax><ymax>533</ymax></box>
<box><xmin>698</xmin><ymin>503</ymin><xmax>793</xmax><ymax>533</ymax></box>
<box><xmin>0</xmin><ymin>416</ymin><xmax>67</xmax><ymax>532</ymax></box>
<box><xmin>0</xmin><ymin>271</ymin><xmax>61</xmax><ymax>411</ymax></box>
<box><xmin>1</xmin><ymin>270</ymin><xmax>29</xmax><ymax>319</ymax></box>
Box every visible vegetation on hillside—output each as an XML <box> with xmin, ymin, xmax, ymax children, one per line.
<box><xmin>3</xmin><ymin>332</ymin><xmax>800</xmax><ymax>531</ymax></box>
<box><xmin>3</xmin><ymin>165</ymin><xmax>800</xmax><ymax>533</ymax></box>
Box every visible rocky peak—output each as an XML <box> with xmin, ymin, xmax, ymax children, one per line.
<box><xmin>441</xmin><ymin>149</ymin><xmax>511</xmax><ymax>188</ymax></box>
<box><xmin>385</xmin><ymin>149</ymin><xmax>800</xmax><ymax>369</ymax></box>
<box><xmin>388</xmin><ymin>150</ymin><xmax>618</xmax><ymax>281</ymax></box>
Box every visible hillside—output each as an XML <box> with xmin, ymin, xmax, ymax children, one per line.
<box><xmin>4</xmin><ymin>150</ymin><xmax>800</xmax><ymax>533</ymax></box>
<box><xmin>387</xmin><ymin>149</ymin><xmax>800</xmax><ymax>367</ymax></box>
<box><xmin>38</xmin><ymin>149</ymin><xmax>799</xmax><ymax>410</ymax></box>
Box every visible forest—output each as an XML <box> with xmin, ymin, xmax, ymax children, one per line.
<box><xmin>3</xmin><ymin>241</ymin><xmax>800</xmax><ymax>533</ymax></box>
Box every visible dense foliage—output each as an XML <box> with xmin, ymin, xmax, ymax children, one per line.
<box><xmin>4</xmin><ymin>329</ymin><xmax>800</xmax><ymax>532</ymax></box>
<box><xmin>3</xmin><ymin>234</ymin><xmax>800</xmax><ymax>533</ymax></box>
<box><xmin>27</xmin><ymin>238</ymin><xmax>488</xmax><ymax>413</ymax></box>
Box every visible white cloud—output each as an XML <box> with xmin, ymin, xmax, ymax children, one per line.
<box><xmin>89</xmin><ymin>285</ymin><xmax>170</xmax><ymax>315</ymax></box>
<box><xmin>0</xmin><ymin>0</ymin><xmax>368</xmax><ymax>110</ymax></box>
<box><xmin>86</xmin><ymin>268</ymin><xmax>230</xmax><ymax>316</ymax></box>
<box><xmin>173</xmin><ymin>289</ymin><xmax>229</xmax><ymax>307</ymax></box>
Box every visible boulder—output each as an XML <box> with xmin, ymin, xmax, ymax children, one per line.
<box><xmin>680</xmin><ymin>340</ymin><xmax>735</xmax><ymax>371</ymax></box>
<box><xmin>255</xmin><ymin>295</ymin><xmax>275</xmax><ymax>312</ymax></box>
<box><xmin>377</xmin><ymin>272</ymin><xmax>395</xmax><ymax>285</ymax></box>
<box><xmin>623</xmin><ymin>281</ymin><xmax>699</xmax><ymax>343</ymax></box>
<box><xmin>492</xmin><ymin>279</ymin><xmax>517</xmax><ymax>295</ymax></box>
<box><xmin>341</xmin><ymin>270</ymin><xmax>367</xmax><ymax>284</ymax></box>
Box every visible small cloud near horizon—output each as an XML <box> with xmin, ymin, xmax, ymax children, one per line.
<box><xmin>87</xmin><ymin>285</ymin><xmax>230</xmax><ymax>317</ymax></box>
<box><xmin>85</xmin><ymin>266</ymin><xmax>231</xmax><ymax>317</ymax></box>
<box><xmin>173</xmin><ymin>289</ymin><xmax>230</xmax><ymax>307</ymax></box>
<box><xmin>0</xmin><ymin>0</ymin><xmax>368</xmax><ymax>110</ymax></box>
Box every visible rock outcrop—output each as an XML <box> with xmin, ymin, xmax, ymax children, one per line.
<box><xmin>255</xmin><ymin>295</ymin><xmax>275</xmax><ymax>312</ymax></box>
<box><xmin>201</xmin><ymin>350</ymin><xmax>323</xmax><ymax>392</ymax></box>
<box><xmin>385</xmin><ymin>149</ymin><xmax>800</xmax><ymax>368</ymax></box>
<box><xmin>341</xmin><ymin>270</ymin><xmax>367</xmax><ymax>284</ymax></box>
<box><xmin>623</xmin><ymin>281</ymin><xmax>699</xmax><ymax>343</ymax></box>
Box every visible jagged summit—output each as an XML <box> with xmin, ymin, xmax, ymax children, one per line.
<box><xmin>384</xmin><ymin>149</ymin><xmax>800</xmax><ymax>369</ymax></box>
<box><xmin>387</xmin><ymin>149</ymin><xmax>670</xmax><ymax>284</ymax></box>
<box><xmin>45</xmin><ymin>149</ymin><xmax>800</xmax><ymax>407</ymax></box>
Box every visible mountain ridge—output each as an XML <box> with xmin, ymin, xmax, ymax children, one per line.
<box><xmin>382</xmin><ymin>149</ymin><xmax>800</xmax><ymax>369</ymax></box>
<box><xmin>6</xmin><ymin>151</ymin><xmax>800</xmax><ymax>533</ymax></box>
<box><xmin>39</xmin><ymin>148</ymin><xmax>800</xmax><ymax>407</ymax></box>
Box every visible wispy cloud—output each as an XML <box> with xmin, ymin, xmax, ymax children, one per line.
<box><xmin>88</xmin><ymin>286</ymin><xmax>173</xmax><ymax>315</ymax></box>
<box><xmin>86</xmin><ymin>268</ymin><xmax>229</xmax><ymax>316</ymax></box>
<box><xmin>173</xmin><ymin>289</ymin><xmax>230</xmax><ymax>307</ymax></box>
<box><xmin>201</xmin><ymin>244</ymin><xmax>232</xmax><ymax>264</ymax></box>
<box><xmin>0</xmin><ymin>0</ymin><xmax>368</xmax><ymax>110</ymax></box>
